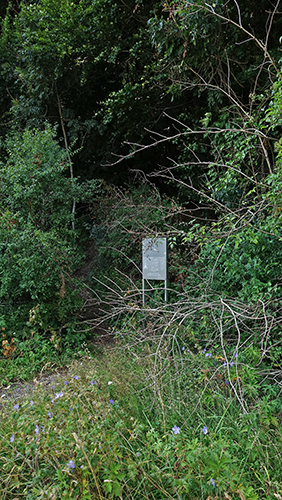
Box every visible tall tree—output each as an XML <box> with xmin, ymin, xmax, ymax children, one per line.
<box><xmin>0</xmin><ymin>0</ymin><xmax>172</xmax><ymax>181</ymax></box>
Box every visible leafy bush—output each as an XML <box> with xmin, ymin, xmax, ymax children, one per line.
<box><xmin>0</xmin><ymin>125</ymin><xmax>101</xmax><ymax>357</ymax></box>
<box><xmin>196</xmin><ymin>223</ymin><xmax>282</xmax><ymax>302</ymax></box>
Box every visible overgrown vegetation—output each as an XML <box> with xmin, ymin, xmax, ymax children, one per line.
<box><xmin>1</xmin><ymin>350</ymin><xmax>282</xmax><ymax>499</ymax></box>
<box><xmin>1</xmin><ymin>0</ymin><xmax>282</xmax><ymax>498</ymax></box>
<box><xmin>0</xmin><ymin>125</ymin><xmax>101</xmax><ymax>378</ymax></box>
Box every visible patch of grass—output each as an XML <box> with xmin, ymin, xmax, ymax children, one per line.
<box><xmin>1</xmin><ymin>347</ymin><xmax>282</xmax><ymax>499</ymax></box>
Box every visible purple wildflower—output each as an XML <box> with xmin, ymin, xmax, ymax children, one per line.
<box><xmin>205</xmin><ymin>352</ymin><xmax>212</xmax><ymax>358</ymax></box>
<box><xmin>137</xmin><ymin>452</ymin><xmax>141</xmax><ymax>457</ymax></box>
<box><xmin>35</xmin><ymin>425</ymin><xmax>39</xmax><ymax>435</ymax></box>
<box><xmin>202</xmin><ymin>426</ymin><xmax>208</xmax><ymax>435</ymax></box>
<box><xmin>51</xmin><ymin>391</ymin><xmax>64</xmax><ymax>402</ymax></box>
<box><xmin>172</xmin><ymin>425</ymin><xmax>180</xmax><ymax>435</ymax></box>
<box><xmin>211</xmin><ymin>478</ymin><xmax>215</xmax><ymax>487</ymax></box>
<box><xmin>50</xmin><ymin>385</ymin><xmax>54</xmax><ymax>390</ymax></box>
<box><xmin>47</xmin><ymin>411</ymin><xmax>51</xmax><ymax>418</ymax></box>
<box><xmin>10</xmin><ymin>434</ymin><xmax>14</xmax><ymax>443</ymax></box>
<box><xmin>181</xmin><ymin>346</ymin><xmax>185</xmax><ymax>351</ymax></box>
<box><xmin>30</xmin><ymin>401</ymin><xmax>34</xmax><ymax>406</ymax></box>
<box><xmin>13</xmin><ymin>404</ymin><xmax>19</xmax><ymax>411</ymax></box>
<box><xmin>64</xmin><ymin>381</ymin><xmax>68</xmax><ymax>385</ymax></box>
<box><xmin>41</xmin><ymin>426</ymin><xmax>44</xmax><ymax>433</ymax></box>
<box><xmin>109</xmin><ymin>399</ymin><xmax>114</xmax><ymax>404</ymax></box>
<box><xmin>74</xmin><ymin>375</ymin><xmax>79</xmax><ymax>380</ymax></box>
<box><xmin>67</xmin><ymin>460</ymin><xmax>75</xmax><ymax>469</ymax></box>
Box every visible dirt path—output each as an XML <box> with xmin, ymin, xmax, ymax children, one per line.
<box><xmin>0</xmin><ymin>369</ymin><xmax>70</xmax><ymax>405</ymax></box>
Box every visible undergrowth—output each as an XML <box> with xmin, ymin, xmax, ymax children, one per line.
<box><xmin>1</xmin><ymin>344</ymin><xmax>282</xmax><ymax>500</ymax></box>
<box><xmin>0</xmin><ymin>305</ymin><xmax>88</xmax><ymax>384</ymax></box>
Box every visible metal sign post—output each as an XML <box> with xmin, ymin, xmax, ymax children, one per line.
<box><xmin>142</xmin><ymin>237</ymin><xmax>167</xmax><ymax>305</ymax></box>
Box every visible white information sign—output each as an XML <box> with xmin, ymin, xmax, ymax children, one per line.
<box><xmin>142</xmin><ymin>237</ymin><xmax>167</xmax><ymax>304</ymax></box>
<box><xmin>142</xmin><ymin>238</ymin><xmax>167</xmax><ymax>280</ymax></box>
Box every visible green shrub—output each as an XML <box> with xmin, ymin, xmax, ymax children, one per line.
<box><xmin>0</xmin><ymin>125</ymin><xmax>101</xmax><ymax>353</ymax></box>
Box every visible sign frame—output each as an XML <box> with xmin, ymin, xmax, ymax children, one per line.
<box><xmin>142</xmin><ymin>237</ymin><xmax>168</xmax><ymax>304</ymax></box>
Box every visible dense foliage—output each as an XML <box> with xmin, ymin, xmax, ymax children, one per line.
<box><xmin>0</xmin><ymin>0</ymin><xmax>282</xmax><ymax>498</ymax></box>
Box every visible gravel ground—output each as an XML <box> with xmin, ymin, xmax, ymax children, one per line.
<box><xmin>0</xmin><ymin>369</ymin><xmax>69</xmax><ymax>406</ymax></box>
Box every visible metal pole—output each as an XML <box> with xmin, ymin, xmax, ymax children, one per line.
<box><xmin>164</xmin><ymin>279</ymin><xmax>168</xmax><ymax>302</ymax></box>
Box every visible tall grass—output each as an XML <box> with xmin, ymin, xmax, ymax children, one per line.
<box><xmin>1</xmin><ymin>341</ymin><xmax>282</xmax><ymax>500</ymax></box>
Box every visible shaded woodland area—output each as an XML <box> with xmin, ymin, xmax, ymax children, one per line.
<box><xmin>1</xmin><ymin>1</ymin><xmax>282</xmax><ymax>498</ymax></box>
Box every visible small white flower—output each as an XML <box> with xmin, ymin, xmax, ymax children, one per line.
<box><xmin>108</xmin><ymin>381</ymin><xmax>113</xmax><ymax>385</ymax></box>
